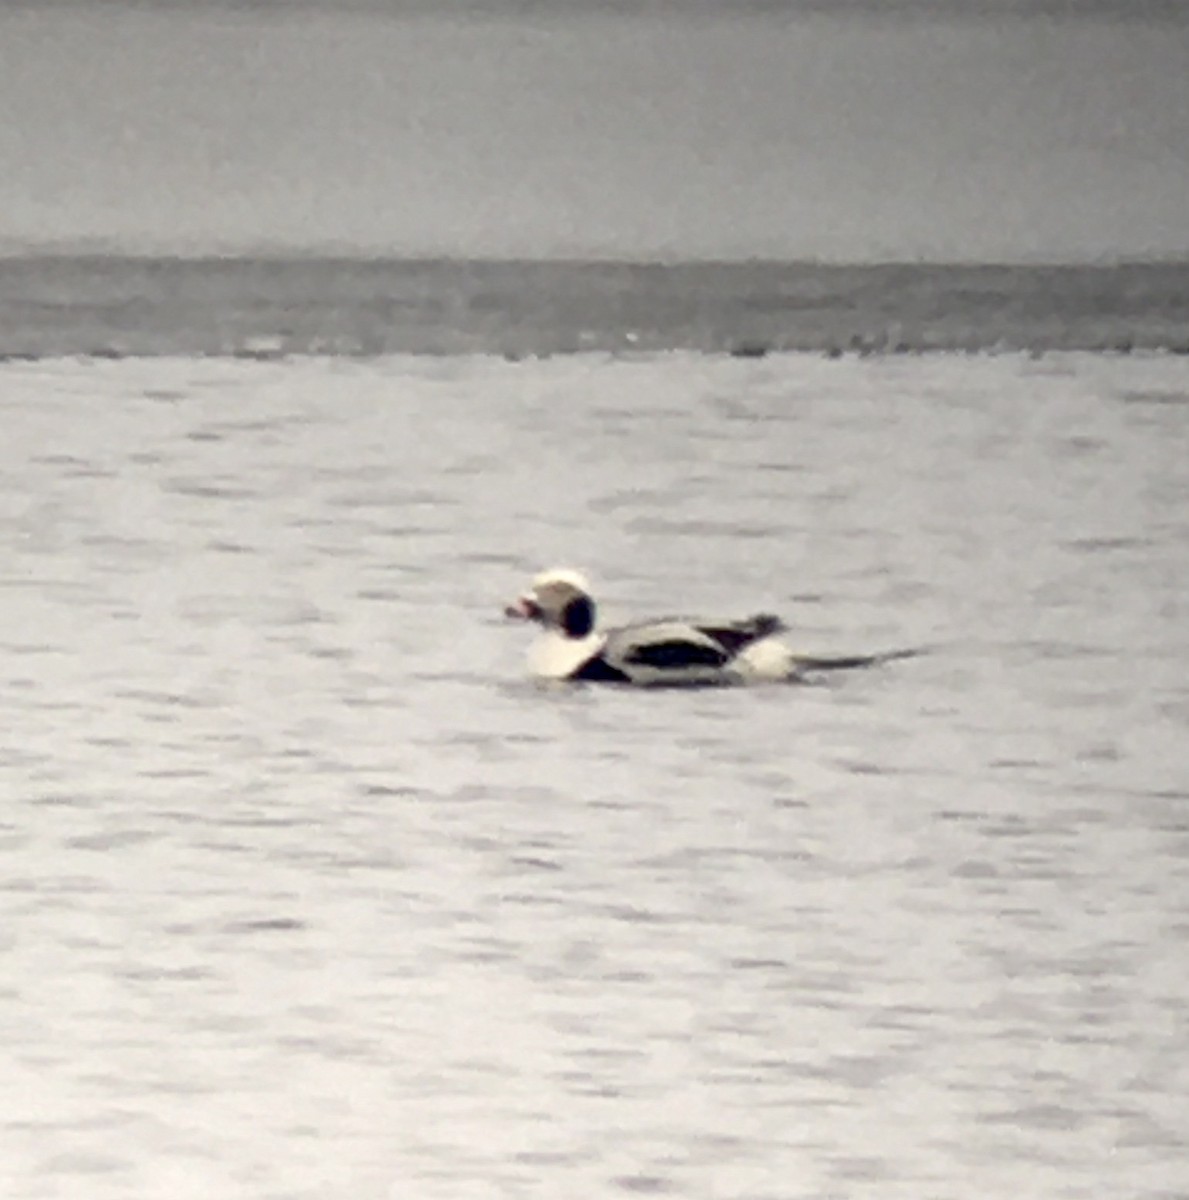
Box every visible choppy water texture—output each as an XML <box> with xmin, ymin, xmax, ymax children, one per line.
<box><xmin>2</xmin><ymin>346</ymin><xmax>1188</xmax><ymax>1199</ymax></box>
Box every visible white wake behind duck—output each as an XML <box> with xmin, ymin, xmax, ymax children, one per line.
<box><xmin>505</xmin><ymin>568</ymin><xmax>799</xmax><ymax>686</ymax></box>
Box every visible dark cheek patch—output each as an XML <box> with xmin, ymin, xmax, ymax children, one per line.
<box><xmin>561</xmin><ymin>596</ymin><xmax>596</xmax><ymax>638</ymax></box>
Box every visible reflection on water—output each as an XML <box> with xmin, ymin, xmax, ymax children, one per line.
<box><xmin>2</xmin><ymin>352</ymin><xmax>1187</xmax><ymax>1199</ymax></box>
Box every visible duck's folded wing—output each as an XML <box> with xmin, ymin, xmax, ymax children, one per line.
<box><xmin>690</xmin><ymin>613</ymin><xmax>786</xmax><ymax>655</ymax></box>
<box><xmin>602</xmin><ymin>621</ymin><xmax>732</xmax><ymax>684</ymax></box>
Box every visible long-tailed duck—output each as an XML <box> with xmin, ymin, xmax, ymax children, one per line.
<box><xmin>504</xmin><ymin>568</ymin><xmax>800</xmax><ymax>686</ymax></box>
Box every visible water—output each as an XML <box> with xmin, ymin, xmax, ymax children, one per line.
<box><xmin>3</xmin><ymin>256</ymin><xmax>1189</xmax><ymax>358</ymax></box>
<box><xmin>1</xmin><ymin>268</ymin><xmax>1188</xmax><ymax>1198</ymax></box>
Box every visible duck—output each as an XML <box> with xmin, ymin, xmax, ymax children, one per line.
<box><xmin>504</xmin><ymin>568</ymin><xmax>800</xmax><ymax>686</ymax></box>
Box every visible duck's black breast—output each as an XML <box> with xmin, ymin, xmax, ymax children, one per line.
<box><xmin>571</xmin><ymin>654</ymin><xmax>631</xmax><ymax>684</ymax></box>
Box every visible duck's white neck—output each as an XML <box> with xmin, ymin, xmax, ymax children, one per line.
<box><xmin>529</xmin><ymin>630</ymin><xmax>604</xmax><ymax>679</ymax></box>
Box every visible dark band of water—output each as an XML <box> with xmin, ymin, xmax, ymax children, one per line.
<box><xmin>3</xmin><ymin>256</ymin><xmax>1189</xmax><ymax>359</ymax></box>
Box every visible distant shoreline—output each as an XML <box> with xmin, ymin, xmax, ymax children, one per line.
<box><xmin>3</xmin><ymin>245</ymin><xmax>1189</xmax><ymax>272</ymax></box>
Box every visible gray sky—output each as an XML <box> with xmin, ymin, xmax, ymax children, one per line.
<box><xmin>2</xmin><ymin>1</ymin><xmax>1187</xmax><ymax>260</ymax></box>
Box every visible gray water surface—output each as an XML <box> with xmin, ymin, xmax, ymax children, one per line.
<box><xmin>2</xmin><ymin>352</ymin><xmax>1187</xmax><ymax>1199</ymax></box>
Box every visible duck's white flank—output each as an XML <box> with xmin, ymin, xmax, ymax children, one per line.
<box><xmin>730</xmin><ymin>635</ymin><xmax>799</xmax><ymax>683</ymax></box>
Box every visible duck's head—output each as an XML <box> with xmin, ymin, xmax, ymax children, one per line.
<box><xmin>505</xmin><ymin>567</ymin><xmax>597</xmax><ymax>638</ymax></box>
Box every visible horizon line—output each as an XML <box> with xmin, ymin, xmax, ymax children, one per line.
<box><xmin>3</xmin><ymin>242</ymin><xmax>1189</xmax><ymax>271</ymax></box>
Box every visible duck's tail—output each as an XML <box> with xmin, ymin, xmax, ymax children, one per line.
<box><xmin>791</xmin><ymin>647</ymin><xmax>924</xmax><ymax>673</ymax></box>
